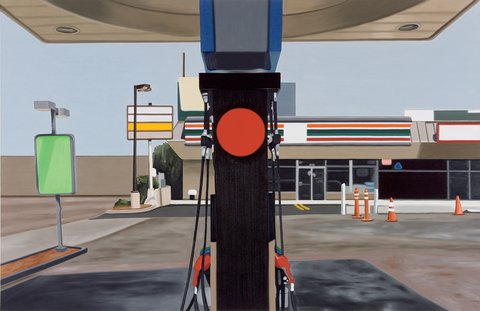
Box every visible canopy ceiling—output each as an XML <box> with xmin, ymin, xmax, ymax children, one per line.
<box><xmin>0</xmin><ymin>0</ymin><xmax>478</xmax><ymax>43</ymax></box>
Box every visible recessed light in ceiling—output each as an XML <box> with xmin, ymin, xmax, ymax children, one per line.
<box><xmin>398</xmin><ymin>23</ymin><xmax>419</xmax><ymax>32</ymax></box>
<box><xmin>55</xmin><ymin>26</ymin><xmax>79</xmax><ymax>34</ymax></box>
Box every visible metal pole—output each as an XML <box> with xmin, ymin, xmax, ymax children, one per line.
<box><xmin>341</xmin><ymin>183</ymin><xmax>346</xmax><ymax>215</ymax></box>
<box><xmin>148</xmin><ymin>139</ymin><xmax>153</xmax><ymax>190</ymax></box>
<box><xmin>148</xmin><ymin>102</ymin><xmax>153</xmax><ymax>191</ymax></box>
<box><xmin>55</xmin><ymin>195</ymin><xmax>67</xmax><ymax>251</ymax></box>
<box><xmin>182</xmin><ymin>52</ymin><xmax>186</xmax><ymax>77</ymax></box>
<box><xmin>133</xmin><ymin>87</ymin><xmax>138</xmax><ymax>192</ymax></box>
<box><xmin>349</xmin><ymin>160</ymin><xmax>353</xmax><ymax>191</ymax></box>
<box><xmin>50</xmin><ymin>108</ymin><xmax>57</xmax><ymax>134</ymax></box>
<box><xmin>373</xmin><ymin>188</ymin><xmax>379</xmax><ymax>214</ymax></box>
<box><xmin>51</xmin><ymin>108</ymin><xmax>66</xmax><ymax>251</ymax></box>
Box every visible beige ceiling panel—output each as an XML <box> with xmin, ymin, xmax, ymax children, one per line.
<box><xmin>376</xmin><ymin>13</ymin><xmax>455</xmax><ymax>24</ymax></box>
<box><xmin>7</xmin><ymin>6</ymin><xmax>70</xmax><ymax>18</ymax></box>
<box><xmin>334</xmin><ymin>22</ymin><xmax>442</xmax><ymax>33</ymax></box>
<box><xmin>0</xmin><ymin>0</ymin><xmax>478</xmax><ymax>43</ymax></box>
<box><xmin>408</xmin><ymin>0</ymin><xmax>473</xmax><ymax>12</ymax></box>
<box><xmin>26</xmin><ymin>18</ymin><xmax>97</xmax><ymax>27</ymax></box>
<box><xmin>34</xmin><ymin>24</ymin><xmax>144</xmax><ymax>35</ymax></box>
<box><xmin>40</xmin><ymin>33</ymin><xmax>197</xmax><ymax>43</ymax></box>
<box><xmin>1</xmin><ymin>0</ymin><xmax>37</xmax><ymax>6</ymax></box>
<box><xmin>294</xmin><ymin>29</ymin><xmax>435</xmax><ymax>41</ymax></box>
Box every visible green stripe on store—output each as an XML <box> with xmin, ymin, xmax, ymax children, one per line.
<box><xmin>307</xmin><ymin>129</ymin><xmax>411</xmax><ymax>136</ymax></box>
<box><xmin>184</xmin><ymin>129</ymin><xmax>204</xmax><ymax>136</ymax></box>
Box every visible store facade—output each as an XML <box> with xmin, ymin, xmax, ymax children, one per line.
<box><xmin>169</xmin><ymin>113</ymin><xmax>480</xmax><ymax>201</ymax></box>
<box><xmin>271</xmin><ymin>159</ymin><xmax>480</xmax><ymax>200</ymax></box>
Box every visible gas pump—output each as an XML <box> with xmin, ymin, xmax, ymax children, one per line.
<box><xmin>180</xmin><ymin>1</ymin><xmax>297</xmax><ymax>310</ymax></box>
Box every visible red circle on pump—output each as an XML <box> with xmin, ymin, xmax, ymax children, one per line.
<box><xmin>216</xmin><ymin>108</ymin><xmax>265</xmax><ymax>157</ymax></box>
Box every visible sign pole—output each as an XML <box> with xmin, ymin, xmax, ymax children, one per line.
<box><xmin>55</xmin><ymin>195</ymin><xmax>67</xmax><ymax>251</ymax></box>
<box><xmin>147</xmin><ymin>102</ymin><xmax>154</xmax><ymax>192</ymax></box>
<box><xmin>133</xmin><ymin>87</ymin><xmax>138</xmax><ymax>192</ymax></box>
<box><xmin>148</xmin><ymin>139</ymin><xmax>153</xmax><ymax>190</ymax></box>
<box><xmin>50</xmin><ymin>107</ymin><xmax>67</xmax><ymax>251</ymax></box>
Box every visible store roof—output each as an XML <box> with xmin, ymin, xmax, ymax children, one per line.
<box><xmin>0</xmin><ymin>0</ymin><xmax>478</xmax><ymax>43</ymax></box>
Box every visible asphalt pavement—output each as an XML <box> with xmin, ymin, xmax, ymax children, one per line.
<box><xmin>95</xmin><ymin>204</ymin><xmax>341</xmax><ymax>219</ymax></box>
<box><xmin>1</xmin><ymin>259</ymin><xmax>445</xmax><ymax>311</ymax></box>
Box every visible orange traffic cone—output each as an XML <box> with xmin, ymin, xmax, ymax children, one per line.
<box><xmin>386</xmin><ymin>198</ymin><xmax>398</xmax><ymax>222</ymax></box>
<box><xmin>453</xmin><ymin>195</ymin><xmax>464</xmax><ymax>216</ymax></box>
<box><xmin>352</xmin><ymin>187</ymin><xmax>362</xmax><ymax>219</ymax></box>
<box><xmin>361</xmin><ymin>188</ymin><xmax>373</xmax><ymax>222</ymax></box>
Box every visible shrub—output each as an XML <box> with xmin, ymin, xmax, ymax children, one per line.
<box><xmin>153</xmin><ymin>142</ymin><xmax>183</xmax><ymax>199</ymax></box>
<box><xmin>136</xmin><ymin>175</ymin><xmax>159</xmax><ymax>204</ymax></box>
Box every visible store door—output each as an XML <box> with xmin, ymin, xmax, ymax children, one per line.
<box><xmin>298</xmin><ymin>167</ymin><xmax>325</xmax><ymax>200</ymax></box>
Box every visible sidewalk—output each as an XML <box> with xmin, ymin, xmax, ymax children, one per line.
<box><xmin>1</xmin><ymin>218</ymin><xmax>147</xmax><ymax>262</ymax></box>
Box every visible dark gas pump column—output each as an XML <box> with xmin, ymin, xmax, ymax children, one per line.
<box><xmin>200</xmin><ymin>1</ymin><xmax>282</xmax><ymax>310</ymax></box>
<box><xmin>200</xmin><ymin>73</ymin><xmax>280</xmax><ymax>310</ymax></box>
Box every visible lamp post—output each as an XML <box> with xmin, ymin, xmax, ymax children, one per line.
<box><xmin>34</xmin><ymin>101</ymin><xmax>70</xmax><ymax>135</ymax></box>
<box><xmin>131</xmin><ymin>84</ymin><xmax>151</xmax><ymax>208</ymax></box>
<box><xmin>34</xmin><ymin>100</ymin><xmax>70</xmax><ymax>251</ymax></box>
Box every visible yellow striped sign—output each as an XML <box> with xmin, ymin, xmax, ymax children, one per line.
<box><xmin>127</xmin><ymin>123</ymin><xmax>173</xmax><ymax>131</ymax></box>
<box><xmin>127</xmin><ymin>105</ymin><xmax>173</xmax><ymax>140</ymax></box>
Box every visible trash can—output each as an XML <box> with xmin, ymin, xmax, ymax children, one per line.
<box><xmin>188</xmin><ymin>189</ymin><xmax>197</xmax><ymax>200</ymax></box>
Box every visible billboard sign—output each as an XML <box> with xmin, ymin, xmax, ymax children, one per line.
<box><xmin>35</xmin><ymin>134</ymin><xmax>76</xmax><ymax>195</ymax></box>
<box><xmin>127</xmin><ymin>105</ymin><xmax>173</xmax><ymax>140</ymax></box>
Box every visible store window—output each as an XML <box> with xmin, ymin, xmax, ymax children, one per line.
<box><xmin>449</xmin><ymin>160</ymin><xmax>469</xmax><ymax>171</ymax></box>
<box><xmin>353</xmin><ymin>167</ymin><xmax>376</xmax><ymax>187</ymax></box>
<box><xmin>327</xmin><ymin>167</ymin><xmax>348</xmax><ymax>191</ymax></box>
<box><xmin>449</xmin><ymin>172</ymin><xmax>469</xmax><ymax>199</ymax></box>
<box><xmin>327</xmin><ymin>160</ymin><xmax>349</xmax><ymax>166</ymax></box>
<box><xmin>268</xmin><ymin>165</ymin><xmax>296</xmax><ymax>192</ymax></box>
<box><xmin>278</xmin><ymin>167</ymin><xmax>296</xmax><ymax>192</ymax></box>
<box><xmin>298</xmin><ymin>159</ymin><xmax>325</xmax><ymax>166</ymax></box>
<box><xmin>353</xmin><ymin>160</ymin><xmax>377</xmax><ymax>166</ymax></box>
<box><xmin>380</xmin><ymin>172</ymin><xmax>447</xmax><ymax>199</ymax></box>
<box><xmin>471</xmin><ymin>173</ymin><xmax>480</xmax><ymax>200</ymax></box>
<box><xmin>278</xmin><ymin>159</ymin><xmax>297</xmax><ymax>167</ymax></box>
<box><xmin>471</xmin><ymin>160</ymin><xmax>480</xmax><ymax>170</ymax></box>
<box><xmin>380</xmin><ymin>160</ymin><xmax>447</xmax><ymax>170</ymax></box>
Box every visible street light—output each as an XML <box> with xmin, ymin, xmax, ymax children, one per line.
<box><xmin>34</xmin><ymin>101</ymin><xmax>71</xmax><ymax>135</ymax></box>
<box><xmin>33</xmin><ymin>100</ymin><xmax>71</xmax><ymax>251</ymax></box>
<box><xmin>132</xmin><ymin>84</ymin><xmax>152</xmax><ymax>208</ymax></box>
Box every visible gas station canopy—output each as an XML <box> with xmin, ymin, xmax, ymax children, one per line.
<box><xmin>0</xmin><ymin>0</ymin><xmax>478</xmax><ymax>43</ymax></box>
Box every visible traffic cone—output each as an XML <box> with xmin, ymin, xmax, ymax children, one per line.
<box><xmin>453</xmin><ymin>195</ymin><xmax>465</xmax><ymax>216</ymax></box>
<box><xmin>352</xmin><ymin>187</ymin><xmax>362</xmax><ymax>219</ymax></box>
<box><xmin>361</xmin><ymin>188</ymin><xmax>373</xmax><ymax>222</ymax></box>
<box><xmin>386</xmin><ymin>198</ymin><xmax>398</xmax><ymax>222</ymax></box>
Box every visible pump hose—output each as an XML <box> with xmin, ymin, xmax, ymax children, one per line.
<box><xmin>199</xmin><ymin>157</ymin><xmax>211</xmax><ymax>310</ymax></box>
<box><xmin>275</xmin><ymin>158</ymin><xmax>285</xmax><ymax>252</ymax></box>
<box><xmin>186</xmin><ymin>294</ymin><xmax>197</xmax><ymax>311</ymax></box>
<box><xmin>268</xmin><ymin>101</ymin><xmax>278</xmax><ymax>250</ymax></box>
<box><xmin>289</xmin><ymin>290</ymin><xmax>298</xmax><ymax>311</ymax></box>
<box><xmin>180</xmin><ymin>156</ymin><xmax>206</xmax><ymax>311</ymax></box>
<box><xmin>271</xmin><ymin>96</ymin><xmax>285</xmax><ymax>253</ymax></box>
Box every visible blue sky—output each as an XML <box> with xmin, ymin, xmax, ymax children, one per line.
<box><xmin>1</xmin><ymin>6</ymin><xmax>479</xmax><ymax>156</ymax></box>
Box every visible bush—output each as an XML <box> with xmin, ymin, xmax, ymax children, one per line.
<box><xmin>153</xmin><ymin>143</ymin><xmax>183</xmax><ymax>199</ymax></box>
<box><xmin>136</xmin><ymin>175</ymin><xmax>159</xmax><ymax>204</ymax></box>
<box><xmin>113</xmin><ymin>198</ymin><xmax>130</xmax><ymax>209</ymax></box>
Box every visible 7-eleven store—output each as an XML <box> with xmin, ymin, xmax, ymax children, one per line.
<box><xmin>168</xmin><ymin>114</ymin><xmax>480</xmax><ymax>201</ymax></box>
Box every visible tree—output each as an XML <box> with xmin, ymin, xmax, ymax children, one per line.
<box><xmin>153</xmin><ymin>142</ymin><xmax>183</xmax><ymax>199</ymax></box>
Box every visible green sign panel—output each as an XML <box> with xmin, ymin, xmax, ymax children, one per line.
<box><xmin>35</xmin><ymin>134</ymin><xmax>76</xmax><ymax>195</ymax></box>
